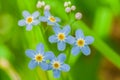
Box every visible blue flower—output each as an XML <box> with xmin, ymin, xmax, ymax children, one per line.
<box><xmin>39</xmin><ymin>11</ymin><xmax>61</xmax><ymax>26</ymax></box>
<box><xmin>48</xmin><ymin>53</ymin><xmax>70</xmax><ymax>78</ymax></box>
<box><xmin>71</xmin><ymin>30</ymin><xmax>94</xmax><ymax>56</ymax></box>
<box><xmin>25</xmin><ymin>43</ymin><xmax>54</xmax><ymax>70</ymax></box>
<box><xmin>18</xmin><ymin>10</ymin><xmax>40</xmax><ymax>31</ymax></box>
<box><xmin>49</xmin><ymin>25</ymin><xmax>75</xmax><ymax>51</ymax></box>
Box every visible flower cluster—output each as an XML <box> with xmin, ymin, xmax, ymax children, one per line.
<box><xmin>36</xmin><ymin>1</ymin><xmax>50</xmax><ymax>11</ymax></box>
<box><xmin>64</xmin><ymin>1</ymin><xmax>82</xmax><ymax>20</ymax></box>
<box><xmin>26</xmin><ymin>43</ymin><xmax>70</xmax><ymax>78</ymax></box>
<box><xmin>49</xmin><ymin>26</ymin><xmax>94</xmax><ymax>55</ymax></box>
<box><xmin>18</xmin><ymin>10</ymin><xmax>60</xmax><ymax>30</ymax></box>
<box><xmin>18</xmin><ymin>0</ymin><xmax>94</xmax><ymax>78</ymax></box>
<box><xmin>64</xmin><ymin>1</ymin><xmax>76</xmax><ymax>13</ymax></box>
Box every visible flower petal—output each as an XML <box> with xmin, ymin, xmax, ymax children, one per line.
<box><xmin>45</xmin><ymin>51</ymin><xmax>55</xmax><ymax>60</ymax></box>
<box><xmin>81</xmin><ymin>46</ymin><xmax>91</xmax><ymax>56</ymax></box>
<box><xmin>47</xmin><ymin>21</ymin><xmax>54</xmax><ymax>25</ymax></box>
<box><xmin>54</xmin><ymin>23</ymin><xmax>61</xmax><ymax>27</ymax></box>
<box><xmin>53</xmin><ymin>26</ymin><xmax>61</xmax><ymax>34</ymax></box>
<box><xmin>58</xmin><ymin>53</ymin><xmax>66</xmax><ymax>63</ymax></box>
<box><xmin>57</xmin><ymin>42</ymin><xmax>66</xmax><ymax>51</ymax></box>
<box><xmin>40</xmin><ymin>62</ymin><xmax>49</xmax><ymax>70</ymax></box>
<box><xmin>18</xmin><ymin>20</ymin><xmax>26</xmax><ymax>26</ymax></box>
<box><xmin>39</xmin><ymin>16</ymin><xmax>47</xmax><ymax>22</ymax></box>
<box><xmin>62</xmin><ymin>25</ymin><xmax>71</xmax><ymax>35</ymax></box>
<box><xmin>28</xmin><ymin>60</ymin><xmax>37</xmax><ymax>69</ymax></box>
<box><xmin>85</xmin><ymin>36</ymin><xmax>94</xmax><ymax>45</ymax></box>
<box><xmin>22</xmin><ymin>11</ymin><xmax>31</xmax><ymax>18</ymax></box>
<box><xmin>71</xmin><ymin>46</ymin><xmax>80</xmax><ymax>56</ymax></box>
<box><xmin>26</xmin><ymin>24</ymin><xmax>33</xmax><ymax>31</ymax></box>
<box><xmin>25</xmin><ymin>50</ymin><xmax>35</xmax><ymax>58</ymax></box>
<box><xmin>66</xmin><ymin>36</ymin><xmax>75</xmax><ymax>45</ymax></box>
<box><xmin>36</xmin><ymin>43</ymin><xmax>44</xmax><ymax>54</ymax></box>
<box><xmin>32</xmin><ymin>20</ymin><xmax>40</xmax><ymax>25</ymax></box>
<box><xmin>75</xmin><ymin>29</ymin><xmax>84</xmax><ymax>39</ymax></box>
<box><xmin>55</xmin><ymin>17</ymin><xmax>61</xmax><ymax>22</ymax></box>
<box><xmin>44</xmin><ymin>11</ymin><xmax>51</xmax><ymax>17</ymax></box>
<box><xmin>61</xmin><ymin>64</ymin><xmax>70</xmax><ymax>72</ymax></box>
<box><xmin>49</xmin><ymin>35</ymin><xmax>57</xmax><ymax>43</ymax></box>
<box><xmin>53</xmin><ymin>70</ymin><xmax>60</xmax><ymax>78</ymax></box>
<box><xmin>32</xmin><ymin>11</ymin><xmax>40</xmax><ymax>18</ymax></box>
<box><xmin>48</xmin><ymin>64</ymin><xmax>53</xmax><ymax>70</ymax></box>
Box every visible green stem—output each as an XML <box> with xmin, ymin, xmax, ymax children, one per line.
<box><xmin>93</xmin><ymin>7</ymin><xmax>113</xmax><ymax>37</ymax></box>
<box><xmin>68</xmin><ymin>53</ymin><xmax>82</xmax><ymax>66</ymax></box>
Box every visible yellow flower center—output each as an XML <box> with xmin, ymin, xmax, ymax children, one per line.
<box><xmin>58</xmin><ymin>33</ymin><xmax>65</xmax><ymax>41</ymax></box>
<box><xmin>49</xmin><ymin>16</ymin><xmax>56</xmax><ymax>22</ymax></box>
<box><xmin>26</xmin><ymin>17</ymin><xmax>33</xmax><ymax>23</ymax></box>
<box><xmin>53</xmin><ymin>62</ymin><xmax>60</xmax><ymax>69</ymax></box>
<box><xmin>77</xmin><ymin>39</ymin><xmax>85</xmax><ymax>47</ymax></box>
<box><xmin>35</xmin><ymin>54</ymin><xmax>44</xmax><ymax>62</ymax></box>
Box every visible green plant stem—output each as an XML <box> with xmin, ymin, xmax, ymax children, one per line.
<box><xmin>68</xmin><ymin>53</ymin><xmax>82</xmax><ymax>66</ymax></box>
<box><xmin>93</xmin><ymin>7</ymin><xmax>113</xmax><ymax>37</ymax></box>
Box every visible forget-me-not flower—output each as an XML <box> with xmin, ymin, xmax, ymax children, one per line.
<box><xmin>49</xmin><ymin>25</ymin><xmax>75</xmax><ymax>51</ymax></box>
<box><xmin>18</xmin><ymin>10</ymin><xmax>40</xmax><ymax>31</ymax></box>
<box><xmin>39</xmin><ymin>11</ymin><xmax>61</xmax><ymax>26</ymax></box>
<box><xmin>25</xmin><ymin>43</ymin><xmax>54</xmax><ymax>70</ymax></box>
<box><xmin>71</xmin><ymin>30</ymin><xmax>94</xmax><ymax>56</ymax></box>
<box><xmin>48</xmin><ymin>53</ymin><xmax>70</xmax><ymax>78</ymax></box>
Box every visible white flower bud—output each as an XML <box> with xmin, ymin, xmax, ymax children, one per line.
<box><xmin>65</xmin><ymin>7</ymin><xmax>71</xmax><ymax>13</ymax></box>
<box><xmin>41</xmin><ymin>1</ymin><xmax>45</xmax><ymax>6</ymax></box>
<box><xmin>64</xmin><ymin>2</ymin><xmax>69</xmax><ymax>7</ymax></box>
<box><xmin>71</xmin><ymin>5</ymin><xmax>76</xmax><ymax>11</ymax></box>
<box><xmin>68</xmin><ymin>1</ymin><xmax>71</xmax><ymax>5</ymax></box>
<box><xmin>75</xmin><ymin>12</ymin><xmax>82</xmax><ymax>20</ymax></box>
<box><xmin>44</xmin><ymin>5</ymin><xmax>50</xmax><ymax>11</ymax></box>
<box><xmin>36</xmin><ymin>1</ymin><xmax>42</xmax><ymax>8</ymax></box>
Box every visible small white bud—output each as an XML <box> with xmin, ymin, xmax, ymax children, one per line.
<box><xmin>65</xmin><ymin>7</ymin><xmax>71</xmax><ymax>13</ymax></box>
<box><xmin>41</xmin><ymin>1</ymin><xmax>45</xmax><ymax>6</ymax></box>
<box><xmin>44</xmin><ymin>5</ymin><xmax>50</xmax><ymax>11</ymax></box>
<box><xmin>68</xmin><ymin>1</ymin><xmax>71</xmax><ymax>5</ymax></box>
<box><xmin>64</xmin><ymin>2</ymin><xmax>69</xmax><ymax>7</ymax></box>
<box><xmin>71</xmin><ymin>5</ymin><xmax>76</xmax><ymax>11</ymax></box>
<box><xmin>36</xmin><ymin>1</ymin><xmax>42</xmax><ymax>8</ymax></box>
<box><xmin>75</xmin><ymin>12</ymin><xmax>82</xmax><ymax>20</ymax></box>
